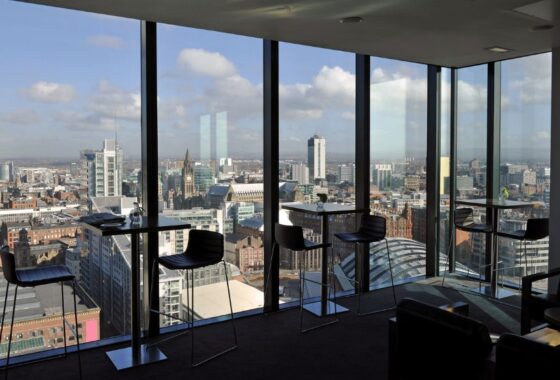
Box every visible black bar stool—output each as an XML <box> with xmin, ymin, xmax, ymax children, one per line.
<box><xmin>442</xmin><ymin>207</ymin><xmax>492</xmax><ymax>288</ymax></box>
<box><xmin>149</xmin><ymin>229</ymin><xmax>237</xmax><ymax>367</ymax></box>
<box><xmin>335</xmin><ymin>214</ymin><xmax>397</xmax><ymax>316</ymax></box>
<box><xmin>0</xmin><ymin>246</ymin><xmax>82</xmax><ymax>379</ymax></box>
<box><xmin>265</xmin><ymin>223</ymin><xmax>336</xmax><ymax>333</ymax></box>
<box><xmin>497</xmin><ymin>218</ymin><xmax>548</xmax><ymax>289</ymax></box>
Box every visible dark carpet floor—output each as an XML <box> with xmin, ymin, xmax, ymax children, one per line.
<box><xmin>6</xmin><ymin>282</ymin><xmax>522</xmax><ymax>380</ymax></box>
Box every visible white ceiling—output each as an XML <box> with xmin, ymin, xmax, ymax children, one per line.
<box><xmin>22</xmin><ymin>0</ymin><xmax>560</xmax><ymax>67</ymax></box>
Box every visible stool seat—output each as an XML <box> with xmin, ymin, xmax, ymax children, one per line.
<box><xmin>334</xmin><ymin>214</ymin><xmax>398</xmax><ymax>316</ymax></box>
<box><xmin>496</xmin><ymin>230</ymin><xmax>526</xmax><ymax>240</ymax></box>
<box><xmin>302</xmin><ymin>239</ymin><xmax>331</xmax><ymax>250</ymax></box>
<box><xmin>1</xmin><ymin>246</ymin><xmax>82</xmax><ymax>378</ymax></box>
<box><xmin>335</xmin><ymin>232</ymin><xmax>381</xmax><ymax>244</ymax></box>
<box><xmin>15</xmin><ymin>265</ymin><xmax>75</xmax><ymax>287</ymax></box>
<box><xmin>456</xmin><ymin>223</ymin><xmax>492</xmax><ymax>234</ymax></box>
<box><xmin>157</xmin><ymin>253</ymin><xmax>221</xmax><ymax>270</ymax></box>
<box><xmin>150</xmin><ymin>230</ymin><xmax>237</xmax><ymax>367</ymax></box>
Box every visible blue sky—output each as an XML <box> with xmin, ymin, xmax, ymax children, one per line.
<box><xmin>0</xmin><ymin>0</ymin><xmax>551</xmax><ymax>165</ymax></box>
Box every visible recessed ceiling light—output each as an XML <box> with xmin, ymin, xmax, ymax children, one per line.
<box><xmin>486</xmin><ymin>46</ymin><xmax>512</xmax><ymax>53</ymax></box>
<box><xmin>339</xmin><ymin>16</ymin><xmax>363</xmax><ymax>24</ymax></box>
<box><xmin>531</xmin><ymin>24</ymin><xmax>554</xmax><ymax>31</ymax></box>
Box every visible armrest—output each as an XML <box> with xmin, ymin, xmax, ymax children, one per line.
<box><xmin>520</xmin><ymin>267</ymin><xmax>560</xmax><ymax>334</ymax></box>
<box><xmin>522</xmin><ymin>267</ymin><xmax>560</xmax><ymax>289</ymax></box>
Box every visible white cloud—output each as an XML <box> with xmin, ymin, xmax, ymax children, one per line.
<box><xmin>311</xmin><ymin>66</ymin><xmax>355</xmax><ymax>106</ymax></box>
<box><xmin>88</xmin><ymin>80</ymin><xmax>140</xmax><ymax>121</ymax></box>
<box><xmin>171</xmin><ymin>120</ymin><xmax>190</xmax><ymax>130</ymax></box>
<box><xmin>204</xmin><ymin>74</ymin><xmax>262</xmax><ymax>120</ymax></box>
<box><xmin>280</xmin><ymin>83</ymin><xmax>323</xmax><ymax>120</ymax></box>
<box><xmin>23</xmin><ymin>81</ymin><xmax>75</xmax><ymax>103</ymax></box>
<box><xmin>0</xmin><ymin>109</ymin><xmax>40</xmax><ymax>125</ymax></box>
<box><xmin>532</xmin><ymin>130</ymin><xmax>550</xmax><ymax>142</ymax></box>
<box><xmin>54</xmin><ymin>111</ymin><xmax>118</xmax><ymax>131</ymax></box>
<box><xmin>457</xmin><ymin>80</ymin><xmax>487</xmax><ymax>112</ymax></box>
<box><xmin>87</xmin><ymin>34</ymin><xmax>123</xmax><ymax>49</ymax></box>
<box><xmin>177</xmin><ymin>48</ymin><xmax>237</xmax><ymax>77</ymax></box>
<box><xmin>511</xmin><ymin>76</ymin><xmax>551</xmax><ymax>105</ymax></box>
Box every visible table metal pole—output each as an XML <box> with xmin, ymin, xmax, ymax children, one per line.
<box><xmin>321</xmin><ymin>214</ymin><xmax>329</xmax><ymax>316</ymax></box>
<box><xmin>131</xmin><ymin>232</ymin><xmax>140</xmax><ymax>362</ymax></box>
<box><xmin>490</xmin><ymin>208</ymin><xmax>499</xmax><ymax>297</ymax></box>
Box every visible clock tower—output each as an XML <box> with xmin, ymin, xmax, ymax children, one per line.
<box><xmin>182</xmin><ymin>149</ymin><xmax>195</xmax><ymax>199</ymax></box>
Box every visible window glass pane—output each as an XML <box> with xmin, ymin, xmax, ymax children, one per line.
<box><xmin>370</xmin><ymin>58</ymin><xmax>427</xmax><ymax>288</ymax></box>
<box><xmin>279</xmin><ymin>43</ymin><xmax>356</xmax><ymax>305</ymax></box>
<box><xmin>455</xmin><ymin>65</ymin><xmax>487</xmax><ymax>279</ymax></box>
<box><xmin>157</xmin><ymin>25</ymin><xmax>263</xmax><ymax>326</ymax></box>
<box><xmin>0</xmin><ymin>2</ymin><xmax>139</xmax><ymax>358</ymax></box>
<box><xmin>498</xmin><ymin>53</ymin><xmax>551</xmax><ymax>291</ymax></box>
<box><xmin>439</xmin><ymin>68</ymin><xmax>452</xmax><ymax>274</ymax></box>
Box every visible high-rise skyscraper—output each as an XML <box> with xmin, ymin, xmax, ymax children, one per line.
<box><xmin>440</xmin><ymin>156</ymin><xmax>450</xmax><ymax>195</ymax></box>
<box><xmin>290</xmin><ymin>163</ymin><xmax>309</xmax><ymax>185</ymax></box>
<box><xmin>216</xmin><ymin>111</ymin><xmax>228</xmax><ymax>162</ymax></box>
<box><xmin>337</xmin><ymin>164</ymin><xmax>355</xmax><ymax>185</ymax></box>
<box><xmin>82</xmin><ymin>139</ymin><xmax>123</xmax><ymax>197</ymax></box>
<box><xmin>199</xmin><ymin>111</ymin><xmax>228</xmax><ymax>162</ymax></box>
<box><xmin>199</xmin><ymin>114</ymin><xmax>211</xmax><ymax>162</ymax></box>
<box><xmin>308</xmin><ymin>134</ymin><xmax>326</xmax><ymax>181</ymax></box>
<box><xmin>372</xmin><ymin>164</ymin><xmax>392</xmax><ymax>191</ymax></box>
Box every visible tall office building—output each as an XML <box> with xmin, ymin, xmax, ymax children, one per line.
<box><xmin>194</xmin><ymin>165</ymin><xmax>214</xmax><ymax>193</ymax></box>
<box><xmin>199</xmin><ymin>114</ymin><xmax>211</xmax><ymax>162</ymax></box>
<box><xmin>337</xmin><ymin>164</ymin><xmax>355</xmax><ymax>185</ymax></box>
<box><xmin>199</xmin><ymin>111</ymin><xmax>228</xmax><ymax>163</ymax></box>
<box><xmin>372</xmin><ymin>164</ymin><xmax>392</xmax><ymax>191</ymax></box>
<box><xmin>290</xmin><ymin>163</ymin><xmax>309</xmax><ymax>185</ymax></box>
<box><xmin>0</xmin><ymin>162</ymin><xmax>11</xmax><ymax>182</ymax></box>
<box><xmin>307</xmin><ymin>134</ymin><xmax>326</xmax><ymax>181</ymax></box>
<box><xmin>82</xmin><ymin>139</ymin><xmax>123</xmax><ymax>197</ymax></box>
<box><xmin>216</xmin><ymin>111</ymin><xmax>228</xmax><ymax>162</ymax></box>
<box><xmin>440</xmin><ymin>156</ymin><xmax>449</xmax><ymax>195</ymax></box>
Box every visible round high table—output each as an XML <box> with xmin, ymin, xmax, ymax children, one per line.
<box><xmin>281</xmin><ymin>203</ymin><xmax>366</xmax><ymax>317</ymax></box>
<box><xmin>455</xmin><ymin>198</ymin><xmax>535</xmax><ymax>299</ymax></box>
<box><xmin>83</xmin><ymin>215</ymin><xmax>191</xmax><ymax>370</ymax></box>
<box><xmin>544</xmin><ymin>307</ymin><xmax>560</xmax><ymax>330</ymax></box>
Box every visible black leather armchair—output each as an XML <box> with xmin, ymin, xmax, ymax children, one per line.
<box><xmin>521</xmin><ymin>267</ymin><xmax>560</xmax><ymax>334</ymax></box>
<box><xmin>496</xmin><ymin>333</ymin><xmax>560</xmax><ymax>379</ymax></box>
<box><xmin>391</xmin><ymin>298</ymin><xmax>493</xmax><ymax>380</ymax></box>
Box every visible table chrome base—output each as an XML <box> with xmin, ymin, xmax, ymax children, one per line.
<box><xmin>303</xmin><ymin>301</ymin><xmax>349</xmax><ymax>317</ymax></box>
<box><xmin>106</xmin><ymin>344</ymin><xmax>167</xmax><ymax>370</ymax></box>
<box><xmin>469</xmin><ymin>285</ymin><xmax>517</xmax><ymax>299</ymax></box>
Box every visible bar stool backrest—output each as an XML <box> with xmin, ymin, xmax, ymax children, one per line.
<box><xmin>454</xmin><ymin>208</ymin><xmax>475</xmax><ymax>228</ymax></box>
<box><xmin>358</xmin><ymin>214</ymin><xmax>386</xmax><ymax>241</ymax></box>
<box><xmin>525</xmin><ymin>218</ymin><xmax>549</xmax><ymax>241</ymax></box>
<box><xmin>275</xmin><ymin>223</ymin><xmax>306</xmax><ymax>251</ymax></box>
<box><xmin>185</xmin><ymin>229</ymin><xmax>224</xmax><ymax>261</ymax></box>
<box><xmin>0</xmin><ymin>246</ymin><xmax>18</xmax><ymax>285</ymax></box>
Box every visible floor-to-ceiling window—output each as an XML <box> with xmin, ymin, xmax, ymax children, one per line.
<box><xmin>278</xmin><ymin>43</ymin><xmax>356</xmax><ymax>304</ymax></box>
<box><xmin>455</xmin><ymin>64</ymin><xmax>488</xmax><ymax>279</ymax></box>
<box><xmin>498</xmin><ymin>53</ymin><xmax>551</xmax><ymax>291</ymax></box>
<box><xmin>0</xmin><ymin>1</ymin><xmax>140</xmax><ymax>358</ymax></box>
<box><xmin>157</xmin><ymin>24</ymin><xmax>263</xmax><ymax>324</ymax></box>
<box><xmin>369</xmin><ymin>58</ymin><xmax>427</xmax><ymax>288</ymax></box>
<box><xmin>439</xmin><ymin>68</ymin><xmax>452</xmax><ymax>274</ymax></box>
